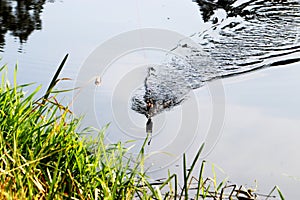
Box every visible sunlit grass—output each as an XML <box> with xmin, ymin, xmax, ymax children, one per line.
<box><xmin>0</xmin><ymin>63</ymin><xmax>157</xmax><ymax>199</ymax></box>
<box><xmin>0</xmin><ymin>58</ymin><xmax>285</xmax><ymax>199</ymax></box>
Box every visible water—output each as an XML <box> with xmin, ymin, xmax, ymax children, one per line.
<box><xmin>1</xmin><ymin>0</ymin><xmax>300</xmax><ymax>198</ymax></box>
<box><xmin>132</xmin><ymin>0</ymin><xmax>300</xmax><ymax>118</ymax></box>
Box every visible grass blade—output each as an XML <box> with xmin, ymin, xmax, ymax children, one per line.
<box><xmin>42</xmin><ymin>54</ymin><xmax>69</xmax><ymax>105</ymax></box>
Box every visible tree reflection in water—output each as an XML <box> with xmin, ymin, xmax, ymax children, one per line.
<box><xmin>193</xmin><ymin>0</ymin><xmax>280</xmax><ymax>22</ymax></box>
<box><xmin>0</xmin><ymin>0</ymin><xmax>52</xmax><ymax>51</ymax></box>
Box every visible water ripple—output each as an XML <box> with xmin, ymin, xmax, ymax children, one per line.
<box><xmin>132</xmin><ymin>0</ymin><xmax>300</xmax><ymax>117</ymax></box>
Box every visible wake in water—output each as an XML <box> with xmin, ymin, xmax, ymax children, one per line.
<box><xmin>131</xmin><ymin>0</ymin><xmax>300</xmax><ymax>118</ymax></box>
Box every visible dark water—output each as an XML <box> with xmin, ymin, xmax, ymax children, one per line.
<box><xmin>0</xmin><ymin>0</ymin><xmax>50</xmax><ymax>52</ymax></box>
<box><xmin>132</xmin><ymin>0</ymin><xmax>300</xmax><ymax>118</ymax></box>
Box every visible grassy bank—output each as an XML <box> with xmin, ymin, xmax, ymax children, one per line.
<box><xmin>0</xmin><ymin>64</ymin><xmax>160</xmax><ymax>199</ymax></box>
<box><xmin>0</xmin><ymin>59</ymin><xmax>285</xmax><ymax>199</ymax></box>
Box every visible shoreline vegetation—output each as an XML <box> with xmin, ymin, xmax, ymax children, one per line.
<box><xmin>0</xmin><ymin>56</ymin><xmax>284</xmax><ymax>199</ymax></box>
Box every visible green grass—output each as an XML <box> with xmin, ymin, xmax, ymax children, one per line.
<box><xmin>0</xmin><ymin>63</ymin><xmax>157</xmax><ymax>199</ymax></box>
<box><xmin>0</xmin><ymin>58</ymin><xmax>286</xmax><ymax>199</ymax></box>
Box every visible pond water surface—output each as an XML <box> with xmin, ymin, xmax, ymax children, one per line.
<box><xmin>1</xmin><ymin>0</ymin><xmax>300</xmax><ymax>198</ymax></box>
